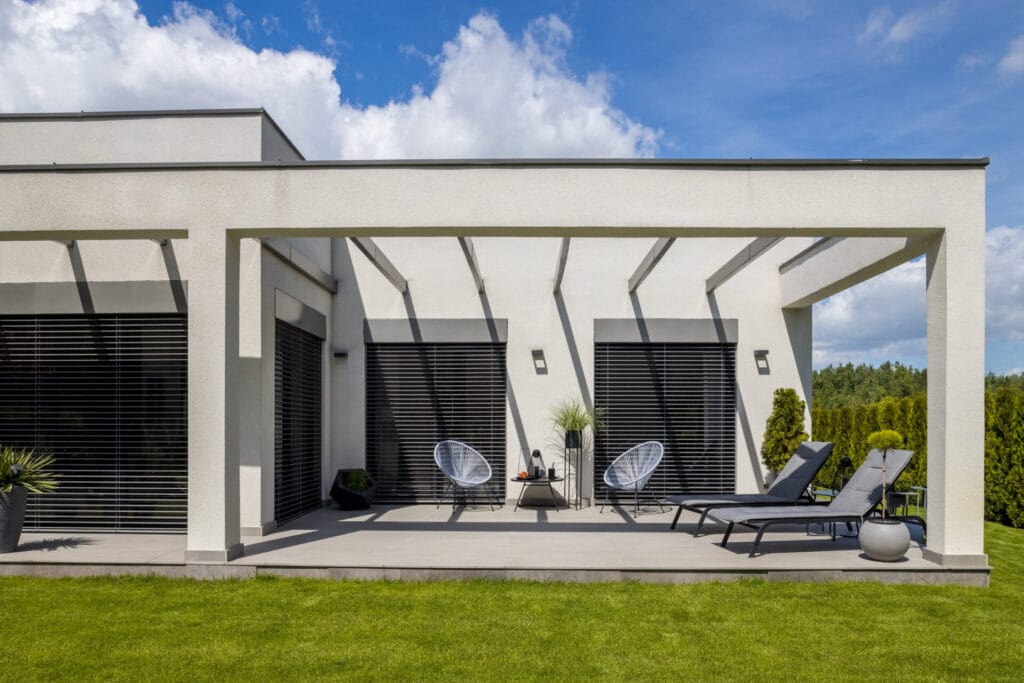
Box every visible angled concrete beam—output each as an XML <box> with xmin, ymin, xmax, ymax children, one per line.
<box><xmin>627</xmin><ymin>237</ymin><xmax>676</xmax><ymax>293</ymax></box>
<box><xmin>780</xmin><ymin>237</ymin><xmax>928</xmax><ymax>308</ymax></box>
<box><xmin>349</xmin><ymin>237</ymin><xmax>408</xmax><ymax>294</ymax></box>
<box><xmin>778</xmin><ymin>237</ymin><xmax>844</xmax><ymax>274</ymax></box>
<box><xmin>553</xmin><ymin>237</ymin><xmax>571</xmax><ymax>293</ymax></box>
<box><xmin>457</xmin><ymin>237</ymin><xmax>485</xmax><ymax>293</ymax></box>
<box><xmin>262</xmin><ymin>238</ymin><xmax>338</xmax><ymax>294</ymax></box>
<box><xmin>705</xmin><ymin>237</ymin><xmax>783</xmax><ymax>293</ymax></box>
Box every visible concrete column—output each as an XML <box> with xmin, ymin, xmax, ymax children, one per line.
<box><xmin>924</xmin><ymin>226</ymin><xmax>988</xmax><ymax>568</ymax></box>
<box><xmin>185</xmin><ymin>228</ymin><xmax>243</xmax><ymax>562</ymax></box>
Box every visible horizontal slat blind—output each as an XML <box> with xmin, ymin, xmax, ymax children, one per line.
<box><xmin>274</xmin><ymin>320</ymin><xmax>323</xmax><ymax>525</ymax></box>
<box><xmin>366</xmin><ymin>343</ymin><xmax>506</xmax><ymax>502</ymax></box>
<box><xmin>594</xmin><ymin>342</ymin><xmax>736</xmax><ymax>501</ymax></box>
<box><xmin>0</xmin><ymin>314</ymin><xmax>187</xmax><ymax>532</ymax></box>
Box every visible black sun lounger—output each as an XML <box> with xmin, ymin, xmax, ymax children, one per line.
<box><xmin>706</xmin><ymin>448</ymin><xmax>916</xmax><ymax>557</ymax></box>
<box><xmin>667</xmin><ymin>441</ymin><xmax>834</xmax><ymax>534</ymax></box>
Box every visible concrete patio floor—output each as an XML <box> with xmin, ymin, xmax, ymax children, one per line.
<box><xmin>0</xmin><ymin>501</ymin><xmax>989</xmax><ymax>585</ymax></box>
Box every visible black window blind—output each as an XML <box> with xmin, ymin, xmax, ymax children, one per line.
<box><xmin>594</xmin><ymin>342</ymin><xmax>736</xmax><ymax>501</ymax></box>
<box><xmin>274</xmin><ymin>319</ymin><xmax>323</xmax><ymax>525</ymax></box>
<box><xmin>0</xmin><ymin>314</ymin><xmax>188</xmax><ymax>532</ymax></box>
<box><xmin>366</xmin><ymin>343</ymin><xmax>506</xmax><ymax>502</ymax></box>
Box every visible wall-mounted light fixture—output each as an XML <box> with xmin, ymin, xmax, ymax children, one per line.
<box><xmin>753</xmin><ymin>349</ymin><xmax>770</xmax><ymax>374</ymax></box>
<box><xmin>333</xmin><ymin>351</ymin><xmax>349</xmax><ymax>359</ymax></box>
<box><xmin>531</xmin><ymin>349</ymin><xmax>547</xmax><ymax>375</ymax></box>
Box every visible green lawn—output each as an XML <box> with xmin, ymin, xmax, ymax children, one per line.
<box><xmin>4</xmin><ymin>523</ymin><xmax>1024</xmax><ymax>681</ymax></box>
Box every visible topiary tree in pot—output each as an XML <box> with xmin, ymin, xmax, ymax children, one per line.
<box><xmin>761</xmin><ymin>388</ymin><xmax>809</xmax><ymax>486</ymax></box>
<box><xmin>1</xmin><ymin>446</ymin><xmax>59</xmax><ymax>553</ymax></box>
<box><xmin>859</xmin><ymin>429</ymin><xmax>911</xmax><ymax>561</ymax></box>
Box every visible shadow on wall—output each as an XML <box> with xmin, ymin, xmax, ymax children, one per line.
<box><xmin>708</xmin><ymin>290</ymin><xmax>763</xmax><ymax>492</ymax></box>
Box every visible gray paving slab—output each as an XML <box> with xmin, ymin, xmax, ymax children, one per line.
<box><xmin>0</xmin><ymin>504</ymin><xmax>988</xmax><ymax>585</ymax></box>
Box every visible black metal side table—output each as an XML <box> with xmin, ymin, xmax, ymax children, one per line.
<box><xmin>512</xmin><ymin>476</ymin><xmax>564</xmax><ymax>511</ymax></box>
<box><xmin>563</xmin><ymin>446</ymin><xmax>582</xmax><ymax>510</ymax></box>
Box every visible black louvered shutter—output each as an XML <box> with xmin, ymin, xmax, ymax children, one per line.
<box><xmin>0</xmin><ymin>314</ymin><xmax>188</xmax><ymax>532</ymax></box>
<box><xmin>594</xmin><ymin>342</ymin><xmax>736</xmax><ymax>501</ymax></box>
<box><xmin>274</xmin><ymin>320</ymin><xmax>323</xmax><ymax>524</ymax></box>
<box><xmin>366</xmin><ymin>343</ymin><xmax>506</xmax><ymax>502</ymax></box>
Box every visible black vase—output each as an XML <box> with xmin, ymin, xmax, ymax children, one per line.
<box><xmin>564</xmin><ymin>430</ymin><xmax>582</xmax><ymax>449</ymax></box>
<box><xmin>330</xmin><ymin>469</ymin><xmax>378</xmax><ymax>511</ymax></box>
<box><xmin>0</xmin><ymin>486</ymin><xmax>27</xmax><ymax>554</ymax></box>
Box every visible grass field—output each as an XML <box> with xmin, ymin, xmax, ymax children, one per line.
<box><xmin>3</xmin><ymin>522</ymin><xmax>1024</xmax><ymax>681</ymax></box>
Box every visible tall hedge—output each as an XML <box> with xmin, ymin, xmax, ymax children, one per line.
<box><xmin>811</xmin><ymin>386</ymin><xmax>1024</xmax><ymax>528</ymax></box>
<box><xmin>761</xmin><ymin>388</ymin><xmax>809</xmax><ymax>473</ymax></box>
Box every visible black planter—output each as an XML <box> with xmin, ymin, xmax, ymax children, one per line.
<box><xmin>330</xmin><ymin>469</ymin><xmax>377</xmax><ymax>510</ymax></box>
<box><xmin>0</xmin><ymin>486</ymin><xmax>28</xmax><ymax>554</ymax></box>
<box><xmin>564</xmin><ymin>430</ymin><xmax>582</xmax><ymax>449</ymax></box>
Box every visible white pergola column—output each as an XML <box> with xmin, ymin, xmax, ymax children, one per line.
<box><xmin>924</xmin><ymin>226</ymin><xmax>987</xmax><ymax>567</ymax></box>
<box><xmin>185</xmin><ymin>227</ymin><xmax>243</xmax><ymax>562</ymax></box>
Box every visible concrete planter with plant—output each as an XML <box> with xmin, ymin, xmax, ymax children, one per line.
<box><xmin>859</xmin><ymin>429</ymin><xmax>912</xmax><ymax>561</ymax></box>
<box><xmin>1</xmin><ymin>446</ymin><xmax>59</xmax><ymax>553</ymax></box>
<box><xmin>330</xmin><ymin>468</ymin><xmax>377</xmax><ymax>510</ymax></box>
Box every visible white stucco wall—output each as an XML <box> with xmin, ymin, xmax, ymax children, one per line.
<box><xmin>332</xmin><ymin>235</ymin><xmax>815</xmax><ymax>500</ymax></box>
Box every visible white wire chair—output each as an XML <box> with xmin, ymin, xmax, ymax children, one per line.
<box><xmin>600</xmin><ymin>441</ymin><xmax>665</xmax><ymax>517</ymax></box>
<box><xmin>433</xmin><ymin>440</ymin><xmax>499</xmax><ymax>510</ymax></box>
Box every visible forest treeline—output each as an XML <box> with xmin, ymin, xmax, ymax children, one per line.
<box><xmin>810</xmin><ymin>363</ymin><xmax>1024</xmax><ymax>527</ymax></box>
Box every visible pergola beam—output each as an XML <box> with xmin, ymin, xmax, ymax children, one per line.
<box><xmin>457</xmin><ymin>237</ymin><xmax>485</xmax><ymax>293</ymax></box>
<box><xmin>780</xmin><ymin>237</ymin><xmax>928</xmax><ymax>308</ymax></box>
<box><xmin>349</xmin><ymin>237</ymin><xmax>408</xmax><ymax>294</ymax></box>
<box><xmin>553</xmin><ymin>237</ymin><xmax>570</xmax><ymax>293</ymax></box>
<box><xmin>627</xmin><ymin>237</ymin><xmax>675</xmax><ymax>293</ymax></box>
<box><xmin>705</xmin><ymin>237</ymin><xmax>782</xmax><ymax>293</ymax></box>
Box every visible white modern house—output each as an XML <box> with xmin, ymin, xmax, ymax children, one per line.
<box><xmin>0</xmin><ymin>109</ymin><xmax>987</xmax><ymax>573</ymax></box>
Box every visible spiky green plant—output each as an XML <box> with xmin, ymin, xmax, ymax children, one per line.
<box><xmin>1</xmin><ymin>446</ymin><xmax>59</xmax><ymax>494</ymax></box>
<box><xmin>867</xmin><ymin>429</ymin><xmax>904</xmax><ymax>519</ymax></box>
<box><xmin>549</xmin><ymin>398</ymin><xmax>605</xmax><ymax>434</ymax></box>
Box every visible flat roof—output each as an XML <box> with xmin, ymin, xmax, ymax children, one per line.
<box><xmin>0</xmin><ymin>108</ymin><xmax>305</xmax><ymax>162</ymax></box>
<box><xmin>0</xmin><ymin>157</ymin><xmax>990</xmax><ymax>172</ymax></box>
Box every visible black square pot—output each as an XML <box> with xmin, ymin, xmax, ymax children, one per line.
<box><xmin>330</xmin><ymin>469</ymin><xmax>377</xmax><ymax>510</ymax></box>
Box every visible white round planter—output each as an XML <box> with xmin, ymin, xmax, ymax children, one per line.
<box><xmin>859</xmin><ymin>518</ymin><xmax>911</xmax><ymax>562</ymax></box>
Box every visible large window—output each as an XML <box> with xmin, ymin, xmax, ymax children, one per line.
<box><xmin>0</xmin><ymin>314</ymin><xmax>188</xmax><ymax>532</ymax></box>
<box><xmin>274</xmin><ymin>320</ymin><xmax>323</xmax><ymax>524</ymax></box>
<box><xmin>595</xmin><ymin>342</ymin><xmax>736</xmax><ymax>501</ymax></box>
<box><xmin>366</xmin><ymin>343</ymin><xmax>506</xmax><ymax>502</ymax></box>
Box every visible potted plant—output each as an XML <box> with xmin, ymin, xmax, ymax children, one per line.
<box><xmin>329</xmin><ymin>468</ymin><xmax>377</xmax><ymax>510</ymax></box>
<box><xmin>550</xmin><ymin>398</ymin><xmax>604</xmax><ymax>449</ymax></box>
<box><xmin>1</xmin><ymin>446</ymin><xmax>59</xmax><ymax>553</ymax></box>
<box><xmin>858</xmin><ymin>430</ymin><xmax>911</xmax><ymax>561</ymax></box>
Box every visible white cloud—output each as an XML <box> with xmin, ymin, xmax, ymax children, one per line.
<box><xmin>857</xmin><ymin>2</ymin><xmax>955</xmax><ymax>57</ymax></box>
<box><xmin>332</xmin><ymin>13</ymin><xmax>660</xmax><ymax>158</ymax></box>
<box><xmin>986</xmin><ymin>226</ymin><xmax>1024</xmax><ymax>341</ymax></box>
<box><xmin>813</xmin><ymin>259</ymin><xmax>927</xmax><ymax>367</ymax></box>
<box><xmin>0</xmin><ymin>1</ymin><xmax>658</xmax><ymax>160</ymax></box>
<box><xmin>998</xmin><ymin>36</ymin><xmax>1024</xmax><ymax>75</ymax></box>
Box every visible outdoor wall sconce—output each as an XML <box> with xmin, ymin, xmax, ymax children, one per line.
<box><xmin>753</xmin><ymin>349</ymin><xmax>770</xmax><ymax>374</ymax></box>
<box><xmin>332</xmin><ymin>351</ymin><xmax>348</xmax><ymax>359</ymax></box>
<box><xmin>531</xmin><ymin>349</ymin><xmax>547</xmax><ymax>375</ymax></box>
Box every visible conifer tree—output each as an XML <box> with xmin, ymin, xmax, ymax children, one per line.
<box><xmin>761</xmin><ymin>388</ymin><xmax>809</xmax><ymax>473</ymax></box>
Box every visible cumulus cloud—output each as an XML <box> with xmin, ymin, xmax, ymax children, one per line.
<box><xmin>332</xmin><ymin>13</ymin><xmax>659</xmax><ymax>158</ymax></box>
<box><xmin>998</xmin><ymin>36</ymin><xmax>1024</xmax><ymax>75</ymax></box>
<box><xmin>813</xmin><ymin>226</ymin><xmax>1024</xmax><ymax>368</ymax></box>
<box><xmin>0</xmin><ymin>0</ymin><xmax>658</xmax><ymax>159</ymax></box>
<box><xmin>813</xmin><ymin>259</ymin><xmax>927</xmax><ymax>368</ymax></box>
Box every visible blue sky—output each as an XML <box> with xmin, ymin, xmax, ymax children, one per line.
<box><xmin>2</xmin><ymin>0</ymin><xmax>1022</xmax><ymax>373</ymax></box>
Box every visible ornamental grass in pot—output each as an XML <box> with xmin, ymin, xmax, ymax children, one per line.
<box><xmin>858</xmin><ymin>430</ymin><xmax>911</xmax><ymax>562</ymax></box>
<box><xmin>1</xmin><ymin>446</ymin><xmax>59</xmax><ymax>553</ymax></box>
